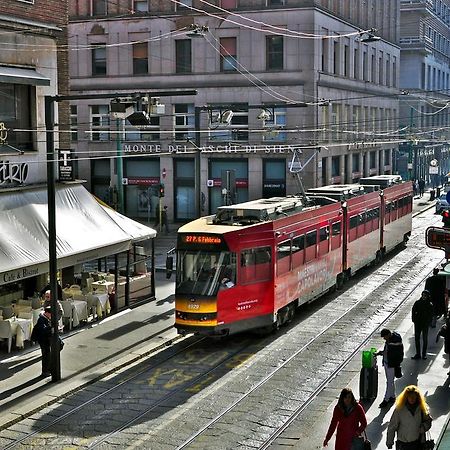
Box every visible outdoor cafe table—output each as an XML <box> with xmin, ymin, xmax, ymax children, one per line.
<box><xmin>6</xmin><ymin>317</ymin><xmax>32</xmax><ymax>348</ymax></box>
<box><xmin>70</xmin><ymin>299</ymin><xmax>88</xmax><ymax>327</ymax></box>
<box><xmin>91</xmin><ymin>280</ymin><xmax>115</xmax><ymax>294</ymax></box>
<box><xmin>92</xmin><ymin>293</ymin><xmax>110</xmax><ymax>318</ymax></box>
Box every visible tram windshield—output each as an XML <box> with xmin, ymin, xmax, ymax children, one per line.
<box><xmin>176</xmin><ymin>250</ymin><xmax>236</xmax><ymax>296</ymax></box>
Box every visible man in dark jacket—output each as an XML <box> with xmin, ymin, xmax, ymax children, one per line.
<box><xmin>425</xmin><ymin>268</ymin><xmax>447</xmax><ymax>326</ymax></box>
<box><xmin>378</xmin><ymin>328</ymin><xmax>404</xmax><ymax>407</ymax></box>
<box><xmin>412</xmin><ymin>290</ymin><xmax>434</xmax><ymax>360</ymax></box>
<box><xmin>32</xmin><ymin>307</ymin><xmax>53</xmax><ymax>377</ymax></box>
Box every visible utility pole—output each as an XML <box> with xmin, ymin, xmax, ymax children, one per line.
<box><xmin>194</xmin><ymin>106</ymin><xmax>202</xmax><ymax>218</ymax></box>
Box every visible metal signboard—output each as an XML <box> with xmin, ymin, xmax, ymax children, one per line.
<box><xmin>58</xmin><ymin>149</ymin><xmax>73</xmax><ymax>181</ymax></box>
<box><xmin>425</xmin><ymin>226</ymin><xmax>450</xmax><ymax>251</ymax></box>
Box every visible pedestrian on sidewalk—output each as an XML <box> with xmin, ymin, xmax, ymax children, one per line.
<box><xmin>154</xmin><ymin>204</ymin><xmax>170</xmax><ymax>233</ymax></box>
<box><xmin>425</xmin><ymin>268</ymin><xmax>446</xmax><ymax>327</ymax></box>
<box><xmin>31</xmin><ymin>306</ymin><xmax>53</xmax><ymax>377</ymax></box>
<box><xmin>436</xmin><ymin>315</ymin><xmax>450</xmax><ymax>376</ymax></box>
<box><xmin>323</xmin><ymin>387</ymin><xmax>367</xmax><ymax>450</ymax></box>
<box><xmin>418</xmin><ymin>178</ymin><xmax>425</xmax><ymax>197</ymax></box>
<box><xmin>413</xmin><ymin>180</ymin><xmax>418</xmax><ymax>197</ymax></box>
<box><xmin>386</xmin><ymin>385</ymin><xmax>432</xmax><ymax>450</ymax></box>
<box><xmin>377</xmin><ymin>328</ymin><xmax>404</xmax><ymax>408</ymax></box>
<box><xmin>411</xmin><ymin>290</ymin><xmax>434</xmax><ymax>360</ymax></box>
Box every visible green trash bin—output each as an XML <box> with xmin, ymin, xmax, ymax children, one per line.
<box><xmin>362</xmin><ymin>347</ymin><xmax>377</xmax><ymax>368</ymax></box>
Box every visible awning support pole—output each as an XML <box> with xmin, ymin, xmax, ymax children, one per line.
<box><xmin>45</xmin><ymin>95</ymin><xmax>61</xmax><ymax>382</ymax></box>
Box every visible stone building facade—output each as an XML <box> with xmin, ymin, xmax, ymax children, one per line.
<box><xmin>399</xmin><ymin>0</ymin><xmax>450</xmax><ymax>184</ymax></box>
<box><xmin>69</xmin><ymin>0</ymin><xmax>400</xmax><ymax>221</ymax></box>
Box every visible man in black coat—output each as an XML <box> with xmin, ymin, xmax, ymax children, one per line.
<box><xmin>32</xmin><ymin>307</ymin><xmax>53</xmax><ymax>377</ymax></box>
<box><xmin>378</xmin><ymin>328</ymin><xmax>404</xmax><ymax>407</ymax></box>
<box><xmin>425</xmin><ymin>268</ymin><xmax>447</xmax><ymax>326</ymax></box>
<box><xmin>411</xmin><ymin>290</ymin><xmax>434</xmax><ymax>360</ymax></box>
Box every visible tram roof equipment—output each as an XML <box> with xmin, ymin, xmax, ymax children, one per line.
<box><xmin>359</xmin><ymin>175</ymin><xmax>403</xmax><ymax>188</ymax></box>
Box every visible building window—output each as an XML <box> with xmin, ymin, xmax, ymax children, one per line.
<box><xmin>344</xmin><ymin>45</ymin><xmax>349</xmax><ymax>77</ymax></box>
<box><xmin>209</xmin><ymin>105</ymin><xmax>248</xmax><ymax>141</ymax></box>
<box><xmin>266</xmin><ymin>36</ymin><xmax>283</xmax><ymax>70</ymax></box>
<box><xmin>176</xmin><ymin>0</ymin><xmax>192</xmax><ymax>9</ymax></box>
<box><xmin>333</xmin><ymin>41</ymin><xmax>339</xmax><ymax>75</ymax></box>
<box><xmin>90</xmin><ymin>105</ymin><xmax>110</xmax><ymax>141</ymax></box>
<box><xmin>175</xmin><ymin>159</ymin><xmax>196</xmax><ymax>220</ymax></box>
<box><xmin>321</xmin><ymin>36</ymin><xmax>329</xmax><ymax>72</ymax></box>
<box><xmin>0</xmin><ymin>83</ymin><xmax>34</xmax><ymax>151</ymax></box>
<box><xmin>133</xmin><ymin>0</ymin><xmax>148</xmax><ymax>12</ymax></box>
<box><xmin>92</xmin><ymin>0</ymin><xmax>107</xmax><ymax>16</ymax></box>
<box><xmin>174</xmin><ymin>104</ymin><xmax>195</xmax><ymax>141</ymax></box>
<box><xmin>331</xmin><ymin>156</ymin><xmax>340</xmax><ymax>177</ymax></box>
<box><xmin>353</xmin><ymin>48</ymin><xmax>359</xmax><ymax>79</ymax></box>
<box><xmin>263</xmin><ymin>107</ymin><xmax>286</xmax><ymax>141</ymax></box>
<box><xmin>267</xmin><ymin>0</ymin><xmax>285</xmax><ymax>5</ymax></box>
<box><xmin>220</xmin><ymin>37</ymin><xmax>237</xmax><ymax>72</ymax></box>
<box><xmin>352</xmin><ymin>153</ymin><xmax>359</xmax><ymax>173</ymax></box>
<box><xmin>133</xmin><ymin>43</ymin><xmax>148</xmax><ymax>75</ymax></box>
<box><xmin>125</xmin><ymin>115</ymin><xmax>160</xmax><ymax>141</ymax></box>
<box><xmin>175</xmin><ymin>40</ymin><xmax>192</xmax><ymax>73</ymax></box>
<box><xmin>91</xmin><ymin>44</ymin><xmax>106</xmax><ymax>76</ymax></box>
<box><xmin>221</xmin><ymin>0</ymin><xmax>237</xmax><ymax>7</ymax></box>
<box><xmin>70</xmin><ymin>105</ymin><xmax>78</xmax><ymax>142</ymax></box>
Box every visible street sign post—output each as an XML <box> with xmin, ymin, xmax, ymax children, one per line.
<box><xmin>426</xmin><ymin>226</ymin><xmax>450</xmax><ymax>258</ymax></box>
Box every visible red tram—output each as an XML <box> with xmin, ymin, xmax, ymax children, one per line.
<box><xmin>173</xmin><ymin>175</ymin><xmax>413</xmax><ymax>336</ymax></box>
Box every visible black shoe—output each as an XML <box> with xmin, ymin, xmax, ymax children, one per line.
<box><xmin>411</xmin><ymin>354</ymin><xmax>421</xmax><ymax>360</ymax></box>
<box><xmin>388</xmin><ymin>397</ymin><xmax>396</xmax><ymax>403</ymax></box>
<box><xmin>422</xmin><ymin>355</ymin><xmax>427</xmax><ymax>360</ymax></box>
<box><xmin>379</xmin><ymin>400</ymin><xmax>389</xmax><ymax>408</ymax></box>
<box><xmin>40</xmin><ymin>372</ymin><xmax>51</xmax><ymax>377</ymax></box>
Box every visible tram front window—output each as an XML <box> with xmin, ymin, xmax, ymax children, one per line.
<box><xmin>177</xmin><ymin>251</ymin><xmax>236</xmax><ymax>295</ymax></box>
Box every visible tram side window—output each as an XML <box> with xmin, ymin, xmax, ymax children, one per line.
<box><xmin>305</xmin><ymin>229</ymin><xmax>317</xmax><ymax>262</ymax></box>
<box><xmin>331</xmin><ymin>221</ymin><xmax>341</xmax><ymax>250</ymax></box>
<box><xmin>292</xmin><ymin>235</ymin><xmax>305</xmax><ymax>268</ymax></box>
<box><xmin>318</xmin><ymin>225</ymin><xmax>329</xmax><ymax>256</ymax></box>
<box><xmin>371</xmin><ymin>207</ymin><xmax>380</xmax><ymax>230</ymax></box>
<box><xmin>349</xmin><ymin>215</ymin><xmax>358</xmax><ymax>242</ymax></box>
<box><xmin>240</xmin><ymin>246</ymin><xmax>272</xmax><ymax>284</ymax></box>
<box><xmin>277</xmin><ymin>240</ymin><xmax>291</xmax><ymax>275</ymax></box>
<box><xmin>385</xmin><ymin>202</ymin><xmax>392</xmax><ymax>224</ymax></box>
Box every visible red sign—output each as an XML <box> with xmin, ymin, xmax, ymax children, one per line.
<box><xmin>211</xmin><ymin>178</ymin><xmax>248</xmax><ymax>187</ymax></box>
<box><xmin>127</xmin><ymin>177</ymin><xmax>160</xmax><ymax>186</ymax></box>
<box><xmin>425</xmin><ymin>226</ymin><xmax>450</xmax><ymax>251</ymax></box>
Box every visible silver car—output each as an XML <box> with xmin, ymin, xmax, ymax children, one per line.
<box><xmin>436</xmin><ymin>192</ymin><xmax>450</xmax><ymax>214</ymax></box>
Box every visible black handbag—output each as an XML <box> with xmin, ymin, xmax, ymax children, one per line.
<box><xmin>363</xmin><ymin>431</ymin><xmax>372</xmax><ymax>450</ymax></box>
<box><xmin>421</xmin><ymin>431</ymin><xmax>435</xmax><ymax>450</ymax></box>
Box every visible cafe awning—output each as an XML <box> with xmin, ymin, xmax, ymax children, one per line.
<box><xmin>0</xmin><ymin>66</ymin><xmax>51</xmax><ymax>86</ymax></box>
<box><xmin>0</xmin><ymin>183</ymin><xmax>156</xmax><ymax>286</ymax></box>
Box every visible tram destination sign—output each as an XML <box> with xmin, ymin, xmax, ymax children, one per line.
<box><xmin>178</xmin><ymin>234</ymin><xmax>228</xmax><ymax>251</ymax></box>
<box><xmin>425</xmin><ymin>226</ymin><xmax>450</xmax><ymax>251</ymax></box>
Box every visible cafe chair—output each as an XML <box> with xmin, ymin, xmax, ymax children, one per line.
<box><xmin>31</xmin><ymin>297</ymin><xmax>42</xmax><ymax>310</ymax></box>
<box><xmin>0</xmin><ymin>321</ymin><xmax>14</xmax><ymax>353</ymax></box>
<box><xmin>60</xmin><ymin>301</ymin><xmax>74</xmax><ymax>331</ymax></box>
<box><xmin>1</xmin><ymin>306</ymin><xmax>14</xmax><ymax>320</ymax></box>
<box><xmin>85</xmin><ymin>294</ymin><xmax>98</xmax><ymax>320</ymax></box>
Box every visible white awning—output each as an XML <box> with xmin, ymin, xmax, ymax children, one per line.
<box><xmin>0</xmin><ymin>66</ymin><xmax>50</xmax><ymax>86</ymax></box>
<box><xmin>0</xmin><ymin>183</ymin><xmax>156</xmax><ymax>286</ymax></box>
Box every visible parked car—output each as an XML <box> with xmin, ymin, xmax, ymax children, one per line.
<box><xmin>435</xmin><ymin>192</ymin><xmax>450</xmax><ymax>214</ymax></box>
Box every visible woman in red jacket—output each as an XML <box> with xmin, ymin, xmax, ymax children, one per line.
<box><xmin>323</xmin><ymin>388</ymin><xmax>367</xmax><ymax>450</ymax></box>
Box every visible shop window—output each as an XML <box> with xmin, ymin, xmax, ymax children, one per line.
<box><xmin>240</xmin><ymin>247</ymin><xmax>272</xmax><ymax>284</ymax></box>
<box><xmin>174</xmin><ymin>104</ymin><xmax>195</xmax><ymax>141</ymax></box>
<box><xmin>175</xmin><ymin>159</ymin><xmax>196</xmax><ymax>220</ymax></box>
<box><xmin>91</xmin><ymin>44</ymin><xmax>107</xmax><ymax>76</ymax></box>
<box><xmin>352</xmin><ymin>153</ymin><xmax>359</xmax><ymax>173</ymax></box>
<box><xmin>176</xmin><ymin>40</ymin><xmax>192</xmax><ymax>73</ymax></box>
<box><xmin>90</xmin><ymin>105</ymin><xmax>110</xmax><ymax>141</ymax></box>
<box><xmin>70</xmin><ymin>105</ymin><xmax>78</xmax><ymax>142</ymax></box>
<box><xmin>331</xmin><ymin>156</ymin><xmax>340</xmax><ymax>177</ymax></box>
<box><xmin>220</xmin><ymin>37</ymin><xmax>237</xmax><ymax>72</ymax></box>
<box><xmin>370</xmin><ymin>151</ymin><xmax>376</xmax><ymax>170</ymax></box>
<box><xmin>133</xmin><ymin>42</ymin><xmax>148</xmax><ymax>75</ymax></box>
<box><xmin>266</xmin><ymin>36</ymin><xmax>283</xmax><ymax>70</ymax></box>
<box><xmin>0</xmin><ymin>83</ymin><xmax>34</xmax><ymax>151</ymax></box>
<box><xmin>263</xmin><ymin>159</ymin><xmax>286</xmax><ymax>198</ymax></box>
<box><xmin>263</xmin><ymin>108</ymin><xmax>286</xmax><ymax>141</ymax></box>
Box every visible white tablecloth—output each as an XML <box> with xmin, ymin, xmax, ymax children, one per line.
<box><xmin>6</xmin><ymin>317</ymin><xmax>32</xmax><ymax>348</ymax></box>
<box><xmin>93</xmin><ymin>293</ymin><xmax>110</xmax><ymax>318</ymax></box>
<box><xmin>71</xmin><ymin>300</ymin><xmax>88</xmax><ymax>327</ymax></box>
<box><xmin>92</xmin><ymin>280</ymin><xmax>115</xmax><ymax>294</ymax></box>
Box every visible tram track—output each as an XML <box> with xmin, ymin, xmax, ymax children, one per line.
<box><xmin>171</xmin><ymin>209</ymin><xmax>441</xmax><ymax>449</ymax></box>
<box><xmin>0</xmin><ymin>206</ymin><xmax>440</xmax><ymax>449</ymax></box>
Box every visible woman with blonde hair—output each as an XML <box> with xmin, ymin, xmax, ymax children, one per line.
<box><xmin>386</xmin><ymin>385</ymin><xmax>432</xmax><ymax>450</ymax></box>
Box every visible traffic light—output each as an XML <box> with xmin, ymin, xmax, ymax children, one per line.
<box><xmin>158</xmin><ymin>183</ymin><xmax>165</xmax><ymax>198</ymax></box>
<box><xmin>442</xmin><ymin>210</ymin><xmax>450</xmax><ymax>228</ymax></box>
